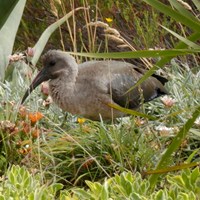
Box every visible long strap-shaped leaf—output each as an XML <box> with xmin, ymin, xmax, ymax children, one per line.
<box><xmin>0</xmin><ymin>0</ymin><xmax>26</xmax><ymax>81</ymax></box>
<box><xmin>69</xmin><ymin>48</ymin><xmax>200</xmax><ymax>59</ymax></box>
<box><xmin>193</xmin><ymin>0</ymin><xmax>200</xmax><ymax>11</ymax></box>
<box><xmin>0</xmin><ymin>0</ymin><xmax>20</xmax><ymax>30</ymax></box>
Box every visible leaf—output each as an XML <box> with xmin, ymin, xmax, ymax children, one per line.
<box><xmin>149</xmin><ymin>32</ymin><xmax>200</xmax><ymax>82</ymax></box>
<box><xmin>142</xmin><ymin>0</ymin><xmax>200</xmax><ymax>32</ymax></box>
<box><xmin>69</xmin><ymin>48</ymin><xmax>200</xmax><ymax>59</ymax></box>
<box><xmin>160</xmin><ymin>25</ymin><xmax>200</xmax><ymax>49</ymax></box>
<box><xmin>108</xmin><ymin>103</ymin><xmax>157</xmax><ymax>120</ymax></box>
<box><xmin>144</xmin><ymin>162</ymin><xmax>199</xmax><ymax>175</ymax></box>
<box><xmin>73</xmin><ymin>188</ymin><xmax>94</xmax><ymax>199</ymax></box>
<box><xmin>192</xmin><ymin>0</ymin><xmax>200</xmax><ymax>11</ymax></box>
<box><xmin>168</xmin><ymin>0</ymin><xmax>197</xmax><ymax>22</ymax></box>
<box><xmin>0</xmin><ymin>0</ymin><xmax>26</xmax><ymax>81</ymax></box>
<box><xmin>31</xmin><ymin>7</ymin><xmax>86</xmax><ymax>66</ymax></box>
<box><xmin>149</xmin><ymin>105</ymin><xmax>200</xmax><ymax>189</ymax></box>
<box><xmin>186</xmin><ymin>148</ymin><xmax>200</xmax><ymax>163</ymax></box>
<box><xmin>0</xmin><ymin>0</ymin><xmax>20</xmax><ymax>29</ymax></box>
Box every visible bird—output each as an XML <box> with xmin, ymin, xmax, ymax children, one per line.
<box><xmin>21</xmin><ymin>50</ymin><xmax>168</xmax><ymax>121</ymax></box>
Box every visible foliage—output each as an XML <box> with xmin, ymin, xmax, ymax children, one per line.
<box><xmin>68</xmin><ymin>168</ymin><xmax>200</xmax><ymax>199</ymax></box>
<box><xmin>0</xmin><ymin>165</ymin><xmax>199</xmax><ymax>199</ymax></box>
<box><xmin>0</xmin><ymin>0</ymin><xmax>20</xmax><ymax>29</ymax></box>
<box><xmin>0</xmin><ymin>165</ymin><xmax>63</xmax><ymax>200</ymax></box>
<box><xmin>0</xmin><ymin>0</ymin><xmax>26</xmax><ymax>81</ymax></box>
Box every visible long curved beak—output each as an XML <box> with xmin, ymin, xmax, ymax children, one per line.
<box><xmin>21</xmin><ymin>68</ymin><xmax>48</xmax><ymax>104</ymax></box>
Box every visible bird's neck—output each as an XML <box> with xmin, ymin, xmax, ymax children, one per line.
<box><xmin>48</xmin><ymin>68</ymin><xmax>78</xmax><ymax>110</ymax></box>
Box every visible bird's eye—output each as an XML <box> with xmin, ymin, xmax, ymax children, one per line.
<box><xmin>49</xmin><ymin>60</ymin><xmax>56</xmax><ymax>66</ymax></box>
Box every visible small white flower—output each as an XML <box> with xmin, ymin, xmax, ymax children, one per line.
<box><xmin>194</xmin><ymin>117</ymin><xmax>200</xmax><ymax>126</ymax></box>
<box><xmin>8</xmin><ymin>53</ymin><xmax>25</xmax><ymax>62</ymax></box>
<box><xmin>155</xmin><ymin>125</ymin><xmax>174</xmax><ymax>132</ymax></box>
<box><xmin>155</xmin><ymin>125</ymin><xmax>177</xmax><ymax>136</ymax></box>
<box><xmin>161</xmin><ymin>95</ymin><xmax>176</xmax><ymax>108</ymax></box>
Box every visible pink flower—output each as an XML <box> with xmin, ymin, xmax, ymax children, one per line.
<box><xmin>27</xmin><ymin>47</ymin><xmax>35</xmax><ymax>57</ymax></box>
<box><xmin>41</xmin><ymin>82</ymin><xmax>49</xmax><ymax>96</ymax></box>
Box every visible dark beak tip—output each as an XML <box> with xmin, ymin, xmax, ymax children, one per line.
<box><xmin>21</xmin><ymin>90</ymin><xmax>30</xmax><ymax>104</ymax></box>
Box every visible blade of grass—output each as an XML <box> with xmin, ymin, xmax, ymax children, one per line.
<box><xmin>149</xmin><ymin>105</ymin><xmax>200</xmax><ymax>189</ymax></box>
<box><xmin>168</xmin><ymin>0</ymin><xmax>197</xmax><ymax>21</ymax></box>
<box><xmin>144</xmin><ymin>162</ymin><xmax>199</xmax><ymax>175</ymax></box>
<box><xmin>156</xmin><ymin>32</ymin><xmax>200</xmax><ymax>66</ymax></box>
<box><xmin>69</xmin><ymin>48</ymin><xmax>200</xmax><ymax>59</ymax></box>
<box><xmin>192</xmin><ymin>0</ymin><xmax>200</xmax><ymax>11</ymax></box>
<box><xmin>125</xmin><ymin>32</ymin><xmax>200</xmax><ymax>94</ymax></box>
<box><xmin>142</xmin><ymin>0</ymin><xmax>200</xmax><ymax>32</ymax></box>
<box><xmin>160</xmin><ymin>25</ymin><xmax>200</xmax><ymax>49</ymax></box>
<box><xmin>108</xmin><ymin>103</ymin><xmax>157</xmax><ymax>120</ymax></box>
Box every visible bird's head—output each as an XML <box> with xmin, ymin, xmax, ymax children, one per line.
<box><xmin>21</xmin><ymin>50</ymin><xmax>76</xmax><ymax>104</ymax></box>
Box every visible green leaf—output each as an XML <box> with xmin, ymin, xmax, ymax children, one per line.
<box><xmin>154</xmin><ymin>190</ymin><xmax>167</xmax><ymax>200</ymax></box>
<box><xmin>31</xmin><ymin>7</ymin><xmax>86</xmax><ymax>66</ymax></box>
<box><xmin>144</xmin><ymin>162</ymin><xmax>199</xmax><ymax>175</ymax></box>
<box><xmin>191</xmin><ymin>167</ymin><xmax>200</xmax><ymax>184</ymax></box>
<box><xmin>0</xmin><ymin>0</ymin><xmax>26</xmax><ymax>81</ymax></box>
<box><xmin>0</xmin><ymin>195</ymin><xmax>5</xmax><ymax>200</ymax></box>
<box><xmin>192</xmin><ymin>0</ymin><xmax>200</xmax><ymax>11</ymax></box>
<box><xmin>139</xmin><ymin>32</ymin><xmax>200</xmax><ymax>87</ymax></box>
<box><xmin>168</xmin><ymin>0</ymin><xmax>197</xmax><ymax>22</ymax></box>
<box><xmin>130</xmin><ymin>192</ymin><xmax>143</xmax><ymax>200</ymax></box>
<box><xmin>160</xmin><ymin>25</ymin><xmax>200</xmax><ymax>49</ymax></box>
<box><xmin>149</xmin><ymin>106</ymin><xmax>200</xmax><ymax>189</ymax></box>
<box><xmin>70</xmin><ymin>49</ymin><xmax>200</xmax><ymax>59</ymax></box>
<box><xmin>142</xmin><ymin>0</ymin><xmax>200</xmax><ymax>32</ymax></box>
<box><xmin>73</xmin><ymin>188</ymin><xmax>94</xmax><ymax>199</ymax></box>
<box><xmin>186</xmin><ymin>149</ymin><xmax>200</xmax><ymax>163</ymax></box>
<box><xmin>108</xmin><ymin>103</ymin><xmax>157</xmax><ymax>120</ymax></box>
<box><xmin>0</xmin><ymin>0</ymin><xmax>20</xmax><ymax>29</ymax></box>
<box><xmin>101</xmin><ymin>182</ymin><xmax>109</xmax><ymax>200</ymax></box>
<box><xmin>8</xmin><ymin>171</ymin><xmax>15</xmax><ymax>184</ymax></box>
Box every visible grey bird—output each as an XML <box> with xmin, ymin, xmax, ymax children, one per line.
<box><xmin>21</xmin><ymin>50</ymin><xmax>168</xmax><ymax>121</ymax></box>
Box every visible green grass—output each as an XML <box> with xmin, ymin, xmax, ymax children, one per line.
<box><xmin>0</xmin><ymin>61</ymin><xmax>199</xmax><ymax>187</ymax></box>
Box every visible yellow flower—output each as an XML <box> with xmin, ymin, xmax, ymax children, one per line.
<box><xmin>77</xmin><ymin>118</ymin><xmax>86</xmax><ymax>124</ymax></box>
<box><xmin>105</xmin><ymin>17</ymin><xmax>113</xmax><ymax>23</ymax></box>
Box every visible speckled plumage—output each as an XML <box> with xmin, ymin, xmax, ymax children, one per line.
<box><xmin>22</xmin><ymin>50</ymin><xmax>168</xmax><ymax>120</ymax></box>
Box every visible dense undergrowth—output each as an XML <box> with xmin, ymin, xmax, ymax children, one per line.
<box><xmin>0</xmin><ymin>0</ymin><xmax>200</xmax><ymax>199</ymax></box>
